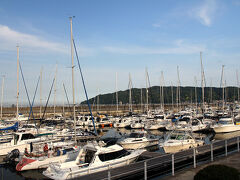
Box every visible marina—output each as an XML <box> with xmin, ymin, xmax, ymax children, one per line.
<box><xmin>1</xmin><ymin>1</ymin><xmax>240</xmax><ymax>180</ymax></box>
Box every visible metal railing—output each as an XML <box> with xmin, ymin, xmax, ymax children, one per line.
<box><xmin>102</xmin><ymin>136</ymin><xmax>240</xmax><ymax>180</ymax></box>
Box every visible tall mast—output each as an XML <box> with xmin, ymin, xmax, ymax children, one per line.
<box><xmin>62</xmin><ymin>83</ymin><xmax>65</xmax><ymax>116</ymax></box>
<box><xmin>160</xmin><ymin>71</ymin><xmax>164</xmax><ymax>113</ymax></box>
<box><xmin>54</xmin><ymin>64</ymin><xmax>58</xmax><ymax>117</ymax></box>
<box><xmin>236</xmin><ymin>70</ymin><xmax>239</xmax><ymax>102</ymax></box>
<box><xmin>177</xmin><ymin>66</ymin><xmax>181</xmax><ymax>111</ymax></box>
<box><xmin>16</xmin><ymin>46</ymin><xmax>19</xmax><ymax>121</ymax></box>
<box><xmin>200</xmin><ymin>52</ymin><xmax>205</xmax><ymax>115</ymax></box>
<box><xmin>140</xmin><ymin>88</ymin><xmax>143</xmax><ymax>113</ymax></box>
<box><xmin>220</xmin><ymin>65</ymin><xmax>225</xmax><ymax>112</ymax></box>
<box><xmin>145</xmin><ymin>68</ymin><xmax>149</xmax><ymax>113</ymax></box>
<box><xmin>1</xmin><ymin>76</ymin><xmax>5</xmax><ymax>120</ymax></box>
<box><xmin>115</xmin><ymin>72</ymin><xmax>118</xmax><ymax>116</ymax></box>
<box><xmin>40</xmin><ymin>67</ymin><xmax>43</xmax><ymax>118</ymax></box>
<box><xmin>194</xmin><ymin>76</ymin><xmax>198</xmax><ymax>109</ymax></box>
<box><xmin>70</xmin><ymin>17</ymin><xmax>76</xmax><ymax>144</ymax></box>
<box><xmin>128</xmin><ymin>73</ymin><xmax>132</xmax><ymax>113</ymax></box>
<box><xmin>171</xmin><ymin>82</ymin><xmax>174</xmax><ymax>109</ymax></box>
<box><xmin>97</xmin><ymin>88</ymin><xmax>100</xmax><ymax>112</ymax></box>
<box><xmin>210</xmin><ymin>79</ymin><xmax>213</xmax><ymax>104</ymax></box>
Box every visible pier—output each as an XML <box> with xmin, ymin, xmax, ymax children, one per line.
<box><xmin>75</xmin><ymin>136</ymin><xmax>240</xmax><ymax>180</ymax></box>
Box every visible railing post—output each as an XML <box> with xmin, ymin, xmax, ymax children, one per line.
<box><xmin>108</xmin><ymin>164</ymin><xmax>111</xmax><ymax>180</ymax></box>
<box><xmin>108</xmin><ymin>170</ymin><xmax>111</xmax><ymax>180</ymax></box>
<box><xmin>225</xmin><ymin>140</ymin><xmax>227</xmax><ymax>156</ymax></box>
<box><xmin>193</xmin><ymin>148</ymin><xmax>196</xmax><ymax>168</ymax></box>
<box><xmin>172</xmin><ymin>154</ymin><xmax>174</xmax><ymax>176</ymax></box>
<box><xmin>237</xmin><ymin>137</ymin><xmax>239</xmax><ymax>152</ymax></box>
<box><xmin>144</xmin><ymin>161</ymin><xmax>147</xmax><ymax>180</ymax></box>
<box><xmin>211</xmin><ymin>143</ymin><xmax>213</xmax><ymax>162</ymax></box>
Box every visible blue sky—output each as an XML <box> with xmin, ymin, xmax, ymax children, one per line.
<box><xmin>0</xmin><ymin>0</ymin><xmax>240</xmax><ymax>106</ymax></box>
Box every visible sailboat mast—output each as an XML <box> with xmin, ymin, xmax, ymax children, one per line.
<box><xmin>16</xmin><ymin>46</ymin><xmax>19</xmax><ymax>121</ymax></box>
<box><xmin>194</xmin><ymin>76</ymin><xmax>197</xmax><ymax>108</ymax></box>
<box><xmin>171</xmin><ymin>82</ymin><xmax>174</xmax><ymax>109</ymax></box>
<box><xmin>160</xmin><ymin>71</ymin><xmax>164</xmax><ymax>113</ymax></box>
<box><xmin>97</xmin><ymin>88</ymin><xmax>100</xmax><ymax>112</ymax></box>
<box><xmin>210</xmin><ymin>79</ymin><xmax>213</xmax><ymax>104</ymax></box>
<box><xmin>62</xmin><ymin>83</ymin><xmax>65</xmax><ymax>116</ymax></box>
<box><xmin>220</xmin><ymin>65</ymin><xmax>225</xmax><ymax>112</ymax></box>
<box><xmin>116</xmin><ymin>72</ymin><xmax>118</xmax><ymax>115</ymax></box>
<box><xmin>145</xmin><ymin>68</ymin><xmax>149</xmax><ymax>113</ymax></box>
<box><xmin>54</xmin><ymin>64</ymin><xmax>57</xmax><ymax>117</ymax></box>
<box><xmin>236</xmin><ymin>70</ymin><xmax>239</xmax><ymax>102</ymax></box>
<box><xmin>70</xmin><ymin>17</ymin><xmax>76</xmax><ymax>144</ymax></box>
<box><xmin>177</xmin><ymin>66</ymin><xmax>180</xmax><ymax>111</ymax></box>
<box><xmin>40</xmin><ymin>67</ymin><xmax>43</xmax><ymax>118</ymax></box>
<box><xmin>129</xmin><ymin>73</ymin><xmax>132</xmax><ymax>112</ymax></box>
<box><xmin>1</xmin><ymin>76</ymin><xmax>5</xmax><ymax>120</ymax></box>
<box><xmin>200</xmin><ymin>52</ymin><xmax>205</xmax><ymax>115</ymax></box>
<box><xmin>140</xmin><ymin>88</ymin><xmax>143</xmax><ymax>113</ymax></box>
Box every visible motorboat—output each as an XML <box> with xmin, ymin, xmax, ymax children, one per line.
<box><xmin>16</xmin><ymin>143</ymin><xmax>79</xmax><ymax>171</ymax></box>
<box><xmin>159</xmin><ymin>131</ymin><xmax>204</xmax><ymax>153</ymax></box>
<box><xmin>118</xmin><ymin>130</ymin><xmax>158</xmax><ymax>149</ymax></box>
<box><xmin>0</xmin><ymin>132</ymin><xmax>55</xmax><ymax>157</ymax></box>
<box><xmin>42</xmin><ymin>142</ymin><xmax>144</xmax><ymax>179</ymax></box>
<box><xmin>213</xmin><ymin>117</ymin><xmax>240</xmax><ymax>133</ymax></box>
<box><xmin>114</xmin><ymin>118</ymin><xmax>131</xmax><ymax>128</ymax></box>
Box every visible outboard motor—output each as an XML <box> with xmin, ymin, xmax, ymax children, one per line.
<box><xmin>3</xmin><ymin>149</ymin><xmax>20</xmax><ymax>163</ymax></box>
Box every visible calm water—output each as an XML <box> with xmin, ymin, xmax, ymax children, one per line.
<box><xmin>1</xmin><ymin>127</ymin><xmax>239</xmax><ymax>180</ymax></box>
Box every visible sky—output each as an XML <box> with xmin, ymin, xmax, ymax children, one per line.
<box><xmin>0</xmin><ymin>0</ymin><xmax>240</xmax><ymax>106</ymax></box>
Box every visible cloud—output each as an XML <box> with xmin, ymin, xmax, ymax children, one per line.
<box><xmin>152</xmin><ymin>23</ymin><xmax>161</xmax><ymax>28</ymax></box>
<box><xmin>190</xmin><ymin>0</ymin><xmax>217</xmax><ymax>26</ymax></box>
<box><xmin>102</xmin><ymin>40</ymin><xmax>205</xmax><ymax>55</ymax></box>
<box><xmin>0</xmin><ymin>25</ymin><xmax>68</xmax><ymax>54</ymax></box>
<box><xmin>0</xmin><ymin>25</ymin><xmax>94</xmax><ymax>56</ymax></box>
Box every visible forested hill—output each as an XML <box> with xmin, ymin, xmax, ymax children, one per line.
<box><xmin>81</xmin><ymin>86</ymin><xmax>239</xmax><ymax>105</ymax></box>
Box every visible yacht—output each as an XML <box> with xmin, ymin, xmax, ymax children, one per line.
<box><xmin>213</xmin><ymin>117</ymin><xmax>240</xmax><ymax>133</ymax></box>
<box><xmin>16</xmin><ymin>143</ymin><xmax>79</xmax><ymax>171</ymax></box>
<box><xmin>118</xmin><ymin>130</ymin><xmax>158</xmax><ymax>149</ymax></box>
<box><xmin>159</xmin><ymin>131</ymin><xmax>204</xmax><ymax>153</ymax></box>
<box><xmin>0</xmin><ymin>132</ymin><xmax>55</xmax><ymax>157</ymax></box>
<box><xmin>43</xmin><ymin>142</ymin><xmax>144</xmax><ymax>179</ymax></box>
<box><xmin>114</xmin><ymin>118</ymin><xmax>131</xmax><ymax>128</ymax></box>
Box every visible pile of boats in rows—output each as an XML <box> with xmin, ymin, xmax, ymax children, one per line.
<box><xmin>0</xmin><ymin>105</ymin><xmax>240</xmax><ymax>179</ymax></box>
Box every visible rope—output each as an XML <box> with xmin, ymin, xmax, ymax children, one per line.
<box><xmin>40</xmin><ymin>78</ymin><xmax>55</xmax><ymax>124</ymax></box>
<box><xmin>19</xmin><ymin>61</ymin><xmax>35</xmax><ymax>120</ymax></box>
<box><xmin>28</xmin><ymin>76</ymin><xmax>40</xmax><ymax>129</ymax></box>
<box><xmin>72</xmin><ymin>38</ymin><xmax>97</xmax><ymax>135</ymax></box>
<box><xmin>63</xmin><ymin>83</ymin><xmax>73</xmax><ymax>117</ymax></box>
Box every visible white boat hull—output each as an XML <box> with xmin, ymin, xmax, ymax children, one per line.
<box><xmin>214</xmin><ymin>125</ymin><xmax>240</xmax><ymax>133</ymax></box>
<box><xmin>43</xmin><ymin>150</ymin><xmax>144</xmax><ymax>180</ymax></box>
<box><xmin>161</xmin><ymin>142</ymin><xmax>204</xmax><ymax>153</ymax></box>
<box><xmin>119</xmin><ymin>140</ymin><xmax>159</xmax><ymax>149</ymax></box>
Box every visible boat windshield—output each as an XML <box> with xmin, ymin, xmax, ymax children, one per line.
<box><xmin>84</xmin><ymin>149</ymin><xmax>96</xmax><ymax>164</ymax></box>
<box><xmin>218</xmin><ymin>120</ymin><xmax>233</xmax><ymax>125</ymax></box>
<box><xmin>14</xmin><ymin>134</ymin><xmax>19</xmax><ymax>145</ymax></box>
<box><xmin>170</xmin><ymin>134</ymin><xmax>192</xmax><ymax>140</ymax></box>
<box><xmin>98</xmin><ymin>149</ymin><xmax>130</xmax><ymax>162</ymax></box>
<box><xmin>129</xmin><ymin>133</ymin><xmax>144</xmax><ymax>138</ymax></box>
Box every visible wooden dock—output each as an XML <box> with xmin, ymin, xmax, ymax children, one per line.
<box><xmin>75</xmin><ymin>136</ymin><xmax>240</xmax><ymax>180</ymax></box>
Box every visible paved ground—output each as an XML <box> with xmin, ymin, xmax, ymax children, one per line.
<box><xmin>161</xmin><ymin>151</ymin><xmax>240</xmax><ymax>180</ymax></box>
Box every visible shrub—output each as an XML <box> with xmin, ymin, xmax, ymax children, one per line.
<box><xmin>194</xmin><ymin>164</ymin><xmax>239</xmax><ymax>180</ymax></box>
